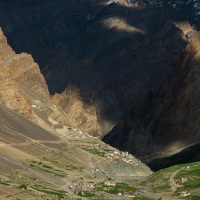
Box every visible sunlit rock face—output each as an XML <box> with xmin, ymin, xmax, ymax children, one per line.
<box><xmin>0</xmin><ymin>0</ymin><xmax>187</xmax><ymax>136</ymax></box>
<box><xmin>0</xmin><ymin>29</ymin><xmax>73</xmax><ymax>133</ymax></box>
<box><xmin>104</xmin><ymin>33</ymin><xmax>200</xmax><ymax>167</ymax></box>
<box><xmin>0</xmin><ymin>28</ymin><xmax>49</xmax><ymax>119</ymax></box>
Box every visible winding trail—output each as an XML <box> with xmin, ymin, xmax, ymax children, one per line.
<box><xmin>169</xmin><ymin>167</ymin><xmax>185</xmax><ymax>192</ymax></box>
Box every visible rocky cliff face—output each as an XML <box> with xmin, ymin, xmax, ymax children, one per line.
<box><xmin>0</xmin><ymin>28</ymin><xmax>48</xmax><ymax>119</ymax></box>
<box><xmin>0</xmin><ymin>28</ymin><xmax>74</xmax><ymax>133</ymax></box>
<box><xmin>0</xmin><ymin>26</ymin><xmax>153</xmax><ymax>200</ymax></box>
<box><xmin>0</xmin><ymin>0</ymin><xmax>187</xmax><ymax>136</ymax></box>
<box><xmin>51</xmin><ymin>85</ymin><xmax>101</xmax><ymax>136</ymax></box>
<box><xmin>104</xmin><ymin>32</ymin><xmax>200</xmax><ymax>169</ymax></box>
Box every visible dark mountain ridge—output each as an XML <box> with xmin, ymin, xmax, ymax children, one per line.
<box><xmin>0</xmin><ymin>0</ymin><xmax>187</xmax><ymax>137</ymax></box>
<box><xmin>0</xmin><ymin>1</ymin><xmax>199</xmax><ymax>199</ymax></box>
<box><xmin>104</xmin><ymin>32</ymin><xmax>200</xmax><ymax>170</ymax></box>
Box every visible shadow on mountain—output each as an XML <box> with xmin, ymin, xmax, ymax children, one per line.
<box><xmin>0</xmin><ymin>0</ymin><xmax>196</xmax><ymax>163</ymax></box>
<box><xmin>104</xmin><ymin>32</ymin><xmax>200</xmax><ymax>170</ymax></box>
<box><xmin>144</xmin><ymin>0</ymin><xmax>200</xmax><ymax>30</ymax></box>
<box><xmin>148</xmin><ymin>142</ymin><xmax>200</xmax><ymax>171</ymax></box>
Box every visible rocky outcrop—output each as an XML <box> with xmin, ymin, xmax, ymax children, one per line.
<box><xmin>0</xmin><ymin>28</ymin><xmax>48</xmax><ymax>119</ymax></box>
<box><xmin>0</xmin><ymin>28</ymin><xmax>74</xmax><ymax>132</ymax></box>
<box><xmin>144</xmin><ymin>0</ymin><xmax>200</xmax><ymax>30</ymax></box>
<box><xmin>0</xmin><ymin>0</ymin><xmax>187</xmax><ymax>136</ymax></box>
<box><xmin>51</xmin><ymin>85</ymin><xmax>101</xmax><ymax>136</ymax></box>
<box><xmin>104</xmin><ymin>32</ymin><xmax>200</xmax><ymax>167</ymax></box>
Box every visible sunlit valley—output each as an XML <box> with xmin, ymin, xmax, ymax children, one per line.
<box><xmin>0</xmin><ymin>0</ymin><xmax>199</xmax><ymax>199</ymax></box>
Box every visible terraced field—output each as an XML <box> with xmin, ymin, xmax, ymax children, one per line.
<box><xmin>142</xmin><ymin>162</ymin><xmax>200</xmax><ymax>199</ymax></box>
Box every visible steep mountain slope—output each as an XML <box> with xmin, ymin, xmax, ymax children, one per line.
<box><xmin>0</xmin><ymin>28</ymin><xmax>76</xmax><ymax>133</ymax></box>
<box><xmin>142</xmin><ymin>162</ymin><xmax>200</xmax><ymax>199</ymax></box>
<box><xmin>0</xmin><ymin>28</ymin><xmax>48</xmax><ymax>119</ymax></box>
<box><xmin>104</xmin><ymin>32</ymin><xmax>200</xmax><ymax>169</ymax></box>
<box><xmin>0</xmin><ymin>29</ymin><xmax>152</xmax><ymax>200</ymax></box>
<box><xmin>0</xmin><ymin>1</ymin><xmax>199</xmax><ymax>199</ymax></box>
<box><xmin>0</xmin><ymin>103</ymin><xmax>152</xmax><ymax>199</ymax></box>
<box><xmin>0</xmin><ymin>0</ymin><xmax>187</xmax><ymax>136</ymax></box>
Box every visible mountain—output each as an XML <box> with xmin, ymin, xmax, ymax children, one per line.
<box><xmin>0</xmin><ymin>0</ymin><xmax>199</xmax><ymax>199</ymax></box>
<box><xmin>0</xmin><ymin>0</ymin><xmax>187</xmax><ymax>137</ymax></box>
<box><xmin>142</xmin><ymin>162</ymin><xmax>200</xmax><ymax>198</ymax></box>
<box><xmin>0</xmin><ymin>27</ymin><xmax>77</xmax><ymax>134</ymax></box>
<box><xmin>0</xmin><ymin>28</ymin><xmax>152</xmax><ymax>200</ymax></box>
<box><xmin>104</xmin><ymin>31</ymin><xmax>200</xmax><ymax>170</ymax></box>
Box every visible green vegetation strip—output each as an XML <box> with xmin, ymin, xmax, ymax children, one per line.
<box><xmin>81</xmin><ymin>147</ymin><xmax>106</xmax><ymax>157</ymax></box>
<box><xmin>32</xmin><ymin>185</ymin><xmax>66</xmax><ymax>198</ymax></box>
<box><xmin>29</xmin><ymin>161</ymin><xmax>65</xmax><ymax>177</ymax></box>
<box><xmin>47</xmin><ymin>159</ymin><xmax>84</xmax><ymax>171</ymax></box>
<box><xmin>133</xmin><ymin>198</ymin><xmax>155</xmax><ymax>200</ymax></box>
<box><xmin>0</xmin><ymin>182</ymin><xmax>10</xmax><ymax>186</ymax></box>
<box><xmin>96</xmin><ymin>182</ymin><xmax>136</xmax><ymax>195</ymax></box>
<box><xmin>142</xmin><ymin>162</ymin><xmax>200</xmax><ymax>195</ymax></box>
<box><xmin>175</xmin><ymin>163</ymin><xmax>200</xmax><ymax>191</ymax></box>
<box><xmin>79</xmin><ymin>191</ymin><xmax>96</xmax><ymax>197</ymax></box>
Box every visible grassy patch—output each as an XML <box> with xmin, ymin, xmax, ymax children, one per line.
<box><xmin>42</xmin><ymin>165</ymin><xmax>53</xmax><ymax>169</ymax></box>
<box><xmin>96</xmin><ymin>182</ymin><xmax>136</xmax><ymax>195</ymax></box>
<box><xmin>174</xmin><ymin>163</ymin><xmax>200</xmax><ymax>191</ymax></box>
<box><xmin>116</xmin><ymin>182</ymin><xmax>137</xmax><ymax>192</ymax></box>
<box><xmin>65</xmin><ymin>165</ymin><xmax>83</xmax><ymax>171</ymax></box>
<box><xmin>47</xmin><ymin>158</ymin><xmax>84</xmax><ymax>172</ymax></box>
<box><xmin>80</xmin><ymin>147</ymin><xmax>106</xmax><ymax>157</ymax></box>
<box><xmin>133</xmin><ymin>198</ymin><xmax>155</xmax><ymax>200</ymax></box>
<box><xmin>141</xmin><ymin>167</ymin><xmax>176</xmax><ymax>186</ymax></box>
<box><xmin>172</xmin><ymin>162</ymin><xmax>200</xmax><ymax>198</ymax></box>
<box><xmin>30</xmin><ymin>160</ymin><xmax>38</xmax><ymax>164</ymax></box>
<box><xmin>78</xmin><ymin>192</ymin><xmax>96</xmax><ymax>197</ymax></box>
<box><xmin>142</xmin><ymin>162</ymin><xmax>200</xmax><ymax>196</ymax></box>
<box><xmin>0</xmin><ymin>182</ymin><xmax>10</xmax><ymax>186</ymax></box>
<box><xmin>153</xmin><ymin>184</ymin><xmax>171</xmax><ymax>192</ymax></box>
<box><xmin>188</xmin><ymin>197</ymin><xmax>200</xmax><ymax>200</ymax></box>
<box><xmin>29</xmin><ymin>160</ymin><xmax>65</xmax><ymax>177</ymax></box>
<box><xmin>32</xmin><ymin>185</ymin><xmax>66</xmax><ymax>198</ymax></box>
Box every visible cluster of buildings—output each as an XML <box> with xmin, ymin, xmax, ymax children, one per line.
<box><xmin>106</xmin><ymin>150</ymin><xmax>139</xmax><ymax>165</ymax></box>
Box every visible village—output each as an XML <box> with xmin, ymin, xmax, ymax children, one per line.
<box><xmin>63</xmin><ymin>177</ymin><xmax>136</xmax><ymax>199</ymax></box>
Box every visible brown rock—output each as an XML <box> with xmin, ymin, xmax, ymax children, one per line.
<box><xmin>52</xmin><ymin>85</ymin><xmax>101</xmax><ymax>136</ymax></box>
<box><xmin>0</xmin><ymin>28</ymin><xmax>73</xmax><ymax>131</ymax></box>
